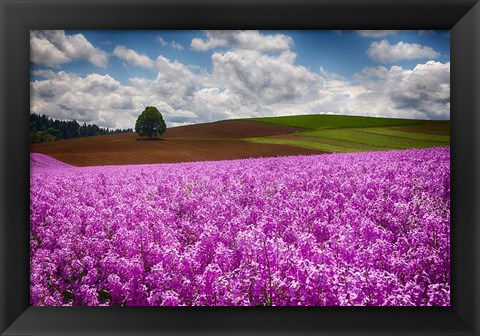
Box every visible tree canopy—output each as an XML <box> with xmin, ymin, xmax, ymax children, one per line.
<box><xmin>135</xmin><ymin>106</ymin><xmax>167</xmax><ymax>139</ymax></box>
<box><xmin>30</xmin><ymin>113</ymin><xmax>132</xmax><ymax>144</ymax></box>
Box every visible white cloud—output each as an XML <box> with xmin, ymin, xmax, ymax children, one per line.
<box><xmin>158</xmin><ymin>36</ymin><xmax>184</xmax><ymax>50</ymax></box>
<box><xmin>31</xmin><ymin>71</ymin><xmax>140</xmax><ymax>128</ymax></box>
<box><xmin>358</xmin><ymin>30</ymin><xmax>436</xmax><ymax>37</ymax></box>
<box><xmin>30</xmin><ymin>45</ymin><xmax>450</xmax><ymax>130</ymax></box>
<box><xmin>265</xmin><ymin>61</ymin><xmax>449</xmax><ymax>120</ymax></box>
<box><xmin>190</xmin><ymin>88</ymin><xmax>241</xmax><ymax>122</ymax></box>
<box><xmin>354</xmin><ymin>61</ymin><xmax>450</xmax><ymax>119</ymax></box>
<box><xmin>157</xmin><ymin>37</ymin><xmax>168</xmax><ymax>47</ymax></box>
<box><xmin>30</xmin><ymin>30</ymin><xmax>450</xmax><ymax>129</ymax></box>
<box><xmin>30</xmin><ymin>30</ymin><xmax>108</xmax><ymax>67</ymax></box>
<box><xmin>356</xmin><ymin>30</ymin><xmax>401</xmax><ymax>37</ymax></box>
<box><xmin>113</xmin><ymin>45</ymin><xmax>155</xmax><ymax>69</ymax></box>
<box><xmin>153</xmin><ymin>55</ymin><xmax>198</xmax><ymax>103</ymax></box>
<box><xmin>211</xmin><ymin>49</ymin><xmax>321</xmax><ymax>104</ymax></box>
<box><xmin>191</xmin><ymin>30</ymin><xmax>293</xmax><ymax>52</ymax></box>
<box><xmin>367</xmin><ymin>39</ymin><xmax>440</xmax><ymax>63</ymax></box>
<box><xmin>30</xmin><ymin>37</ymin><xmax>70</xmax><ymax>67</ymax></box>
<box><xmin>170</xmin><ymin>41</ymin><xmax>184</xmax><ymax>50</ymax></box>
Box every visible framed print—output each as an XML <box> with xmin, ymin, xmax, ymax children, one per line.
<box><xmin>1</xmin><ymin>0</ymin><xmax>479</xmax><ymax>335</ymax></box>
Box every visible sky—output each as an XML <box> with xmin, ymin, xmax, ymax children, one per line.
<box><xmin>30</xmin><ymin>30</ymin><xmax>450</xmax><ymax>129</ymax></box>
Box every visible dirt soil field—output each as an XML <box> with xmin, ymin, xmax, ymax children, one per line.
<box><xmin>31</xmin><ymin>120</ymin><xmax>325</xmax><ymax>166</ymax></box>
<box><xmin>162</xmin><ymin>120</ymin><xmax>304</xmax><ymax>138</ymax></box>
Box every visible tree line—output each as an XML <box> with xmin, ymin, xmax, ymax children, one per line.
<box><xmin>30</xmin><ymin>113</ymin><xmax>133</xmax><ymax>144</ymax></box>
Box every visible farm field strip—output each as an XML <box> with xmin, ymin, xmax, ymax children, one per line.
<box><xmin>299</xmin><ymin>128</ymin><xmax>448</xmax><ymax>149</ymax></box>
<box><xmin>31</xmin><ymin>138</ymin><xmax>323</xmax><ymax>167</ymax></box>
<box><xmin>30</xmin><ymin>147</ymin><xmax>450</xmax><ymax>306</ymax></box>
<box><xmin>244</xmin><ymin>114</ymin><xmax>424</xmax><ymax>129</ymax></box>
<box><xmin>241</xmin><ymin>115</ymin><xmax>450</xmax><ymax>153</ymax></box>
<box><xmin>244</xmin><ymin>124</ymin><xmax>450</xmax><ymax>153</ymax></box>
<box><xmin>390</xmin><ymin>123</ymin><xmax>450</xmax><ymax>136</ymax></box>
<box><xmin>245</xmin><ymin>134</ymin><xmax>390</xmax><ymax>153</ymax></box>
<box><xmin>351</xmin><ymin>128</ymin><xmax>450</xmax><ymax>143</ymax></box>
<box><xmin>244</xmin><ymin>137</ymin><xmax>381</xmax><ymax>153</ymax></box>
<box><xmin>244</xmin><ymin>126</ymin><xmax>449</xmax><ymax>153</ymax></box>
<box><xmin>162</xmin><ymin>120</ymin><xmax>304</xmax><ymax>138</ymax></box>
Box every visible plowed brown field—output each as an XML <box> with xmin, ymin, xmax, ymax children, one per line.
<box><xmin>31</xmin><ymin>120</ymin><xmax>325</xmax><ymax>166</ymax></box>
<box><xmin>163</xmin><ymin>120</ymin><xmax>304</xmax><ymax>138</ymax></box>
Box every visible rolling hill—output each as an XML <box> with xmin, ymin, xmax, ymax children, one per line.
<box><xmin>30</xmin><ymin>115</ymin><xmax>450</xmax><ymax>166</ymax></box>
<box><xmin>243</xmin><ymin>115</ymin><xmax>449</xmax><ymax>153</ymax></box>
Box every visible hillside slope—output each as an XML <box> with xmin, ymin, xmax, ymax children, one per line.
<box><xmin>30</xmin><ymin>120</ymin><xmax>323</xmax><ymax>166</ymax></box>
<box><xmin>244</xmin><ymin>115</ymin><xmax>449</xmax><ymax>153</ymax></box>
<box><xmin>31</xmin><ymin>115</ymin><xmax>450</xmax><ymax>166</ymax></box>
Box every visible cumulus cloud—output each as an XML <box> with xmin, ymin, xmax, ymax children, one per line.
<box><xmin>354</xmin><ymin>61</ymin><xmax>450</xmax><ymax>119</ymax></box>
<box><xmin>153</xmin><ymin>55</ymin><xmax>198</xmax><ymax>104</ymax></box>
<box><xmin>211</xmin><ymin>50</ymin><xmax>321</xmax><ymax>104</ymax></box>
<box><xmin>126</xmin><ymin>55</ymin><xmax>199</xmax><ymax>107</ymax></box>
<box><xmin>190</xmin><ymin>88</ymin><xmax>242</xmax><ymax>122</ymax></box>
<box><xmin>191</xmin><ymin>30</ymin><xmax>293</xmax><ymax>52</ymax></box>
<box><xmin>367</xmin><ymin>39</ymin><xmax>440</xmax><ymax>63</ymax></box>
<box><xmin>30</xmin><ymin>30</ymin><xmax>108</xmax><ymax>67</ymax></box>
<box><xmin>113</xmin><ymin>45</ymin><xmax>155</xmax><ymax>69</ymax></box>
<box><xmin>267</xmin><ymin>61</ymin><xmax>449</xmax><ymax>120</ymax></box>
<box><xmin>31</xmin><ymin>71</ymin><xmax>141</xmax><ymax>128</ymax></box>
<box><xmin>31</xmin><ymin>45</ymin><xmax>450</xmax><ymax>129</ymax></box>
<box><xmin>43</xmin><ymin>55</ymin><xmax>202</xmax><ymax>127</ymax></box>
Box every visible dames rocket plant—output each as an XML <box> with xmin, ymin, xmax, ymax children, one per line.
<box><xmin>30</xmin><ymin>147</ymin><xmax>450</xmax><ymax>306</ymax></box>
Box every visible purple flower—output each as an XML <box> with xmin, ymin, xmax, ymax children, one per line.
<box><xmin>30</xmin><ymin>147</ymin><xmax>450</xmax><ymax>306</ymax></box>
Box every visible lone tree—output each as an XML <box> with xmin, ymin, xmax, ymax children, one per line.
<box><xmin>135</xmin><ymin>106</ymin><xmax>167</xmax><ymax>139</ymax></box>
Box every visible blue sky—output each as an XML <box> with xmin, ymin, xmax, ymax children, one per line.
<box><xmin>30</xmin><ymin>30</ymin><xmax>450</xmax><ymax>129</ymax></box>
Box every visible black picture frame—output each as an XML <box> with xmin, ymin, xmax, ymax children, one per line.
<box><xmin>1</xmin><ymin>0</ymin><xmax>479</xmax><ymax>335</ymax></box>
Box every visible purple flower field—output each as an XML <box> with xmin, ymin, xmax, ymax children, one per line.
<box><xmin>30</xmin><ymin>147</ymin><xmax>450</xmax><ymax>306</ymax></box>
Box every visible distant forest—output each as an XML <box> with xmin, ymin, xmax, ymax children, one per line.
<box><xmin>30</xmin><ymin>113</ymin><xmax>132</xmax><ymax>144</ymax></box>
